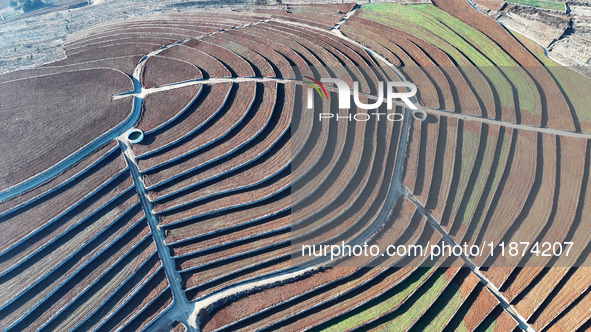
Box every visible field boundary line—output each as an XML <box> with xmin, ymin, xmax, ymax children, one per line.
<box><xmin>403</xmin><ymin>186</ymin><xmax>536</xmax><ymax>332</ymax></box>
<box><xmin>117</xmin><ymin>137</ymin><xmax>197</xmax><ymax>331</ymax></box>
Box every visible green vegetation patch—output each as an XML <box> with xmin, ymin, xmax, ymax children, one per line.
<box><xmin>450</xmin><ymin>130</ymin><xmax>481</xmax><ymax>219</ymax></box>
<box><xmin>314</xmin><ymin>266</ymin><xmax>439</xmax><ymax>331</ymax></box>
<box><xmin>369</xmin><ymin>270</ymin><xmax>452</xmax><ymax>331</ymax></box>
<box><xmin>510</xmin><ymin>30</ymin><xmax>591</xmax><ymax>124</ymax></box>
<box><xmin>411</xmin><ymin>278</ymin><xmax>464</xmax><ymax>331</ymax></box>
<box><xmin>458</xmin><ymin>131</ymin><xmax>498</xmax><ymax>226</ymax></box>
<box><xmin>508</xmin><ymin>0</ymin><xmax>565</xmax><ymax>12</ymax></box>
<box><xmin>359</xmin><ymin>3</ymin><xmax>541</xmax><ymax>115</ymax></box>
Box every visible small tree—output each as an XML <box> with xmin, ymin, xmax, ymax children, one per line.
<box><xmin>9</xmin><ymin>0</ymin><xmax>45</xmax><ymax>13</ymax></box>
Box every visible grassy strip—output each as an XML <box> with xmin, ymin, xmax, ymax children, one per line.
<box><xmin>450</xmin><ymin>130</ymin><xmax>480</xmax><ymax>219</ymax></box>
<box><xmin>510</xmin><ymin>30</ymin><xmax>591</xmax><ymax>124</ymax></box>
<box><xmin>460</xmin><ymin>131</ymin><xmax>499</xmax><ymax>226</ymax></box>
<box><xmin>508</xmin><ymin>0</ymin><xmax>565</xmax><ymax>12</ymax></box>
<box><xmin>317</xmin><ymin>266</ymin><xmax>438</xmax><ymax>331</ymax></box>
<box><xmin>360</xmin><ymin>4</ymin><xmax>540</xmax><ymax>115</ymax></box>
<box><xmin>368</xmin><ymin>270</ymin><xmax>452</xmax><ymax>331</ymax></box>
<box><xmin>411</xmin><ymin>279</ymin><xmax>464</xmax><ymax>331</ymax></box>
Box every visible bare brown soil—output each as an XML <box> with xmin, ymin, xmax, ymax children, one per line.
<box><xmin>158</xmin><ymin>45</ymin><xmax>232</xmax><ymax>78</ymax></box>
<box><xmin>429</xmin><ymin>117</ymin><xmax>460</xmax><ymax>224</ymax></box>
<box><xmin>202</xmin><ymin>200</ymin><xmax>424</xmax><ymax>330</ymax></box>
<box><xmin>185</xmin><ymin>39</ymin><xmax>254</xmax><ymax>77</ymax></box>
<box><xmin>473</xmin><ymin>130</ymin><xmax>537</xmax><ymax>266</ymax></box>
<box><xmin>55</xmin><ymin>42</ymin><xmax>163</xmax><ymax>66</ymax></box>
<box><xmin>1</xmin><ymin>55</ymin><xmax>142</xmax><ymax>82</ymax></box>
<box><xmin>545</xmin><ymin>289</ymin><xmax>591</xmax><ymax>331</ymax></box>
<box><xmin>491</xmin><ymin>309</ymin><xmax>519</xmax><ymax>331</ymax></box>
<box><xmin>141</xmin><ymin>55</ymin><xmax>202</xmax><ymax>89</ymax></box>
<box><xmin>152</xmin><ymin>82</ymin><xmax>279</xmax><ymax>208</ymax></box>
<box><xmin>202</xmin><ymin>267</ymin><xmax>355</xmax><ymax>331</ymax></box>
<box><xmin>102</xmin><ymin>273</ymin><xmax>172</xmax><ymax>331</ymax></box>
<box><xmin>530</xmin><ymin>267</ymin><xmax>591</xmax><ymax>330</ymax></box>
<box><xmin>435</xmin><ymin>0</ymin><xmax>575</xmax><ymax>130</ymax></box>
<box><xmin>0</xmin><ymin>69</ymin><xmax>132</xmax><ymax>191</ymax></box>
<box><xmin>0</xmin><ymin>140</ymin><xmax>118</xmax><ymax>213</ymax></box>
<box><xmin>150</xmin><ymin>84</ymin><xmax>293</xmax><ymax>202</ymax></box>
<box><xmin>168</xmin><ymin>215</ymin><xmax>291</xmax><ymax>257</ymax></box>
<box><xmin>0</xmin><ymin>155</ymin><xmax>129</xmax><ymax>254</ymax></box>
<box><xmin>206</xmin><ymin>35</ymin><xmax>275</xmax><ymax>78</ymax></box>
<box><xmin>25</xmin><ymin>237</ymin><xmax>156</xmax><ymax>331</ymax></box>
<box><xmin>159</xmin><ymin>170</ymin><xmax>290</xmax><ymax>224</ymax></box>
<box><xmin>131</xmin><ymin>83</ymin><xmax>233</xmax><ymax>158</ymax></box>
<box><xmin>136</xmin><ymin>85</ymin><xmax>202</xmax><ymax>133</ymax></box>
<box><xmin>2</xmin><ymin>219</ymin><xmax>151</xmax><ymax>330</ymax></box>
<box><xmin>474</xmin><ymin>0</ymin><xmax>506</xmax><ymax>11</ymax></box>
<box><xmin>139</xmin><ymin>82</ymin><xmax>257</xmax><ymax>180</ymax></box>
<box><xmin>458</xmin><ymin>284</ymin><xmax>499</xmax><ymax>330</ymax></box>
<box><xmin>412</xmin><ymin>114</ymin><xmax>441</xmax><ymax>205</ymax></box>
<box><xmin>75</xmin><ymin>255</ymin><xmax>164</xmax><ymax>331</ymax></box>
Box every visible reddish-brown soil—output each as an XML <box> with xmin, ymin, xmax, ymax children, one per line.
<box><xmin>202</xmin><ymin>201</ymin><xmax>425</xmax><ymax>330</ymax></box>
<box><xmin>411</xmin><ymin>114</ymin><xmax>441</xmax><ymax>205</ymax></box>
<box><xmin>139</xmin><ymin>82</ymin><xmax>257</xmax><ymax>180</ymax></box>
<box><xmin>132</xmin><ymin>83</ymin><xmax>233</xmax><ymax>158</ymax></box>
<box><xmin>529</xmin><ymin>267</ymin><xmax>591</xmax><ymax>330</ymax></box>
<box><xmin>162</xmin><ymin>193</ymin><xmax>290</xmax><ymax>239</ymax></box>
<box><xmin>22</xmin><ymin>237</ymin><xmax>156</xmax><ymax>331</ymax></box>
<box><xmin>0</xmin><ymin>155</ymin><xmax>130</xmax><ymax>254</ymax></box>
<box><xmin>434</xmin><ymin>120</ymin><xmax>482</xmax><ymax>225</ymax></box>
<box><xmin>206</xmin><ymin>35</ymin><xmax>275</xmax><ymax>78</ymax></box>
<box><xmin>185</xmin><ymin>39</ymin><xmax>254</xmax><ymax>77</ymax></box>
<box><xmin>158</xmin><ymin>45</ymin><xmax>232</xmax><ymax>78</ymax></box>
<box><xmin>434</xmin><ymin>0</ymin><xmax>574</xmax><ymax>130</ymax></box>
<box><xmin>73</xmin><ymin>255</ymin><xmax>163</xmax><ymax>331</ymax></box>
<box><xmin>2</xmin><ymin>219</ymin><xmax>151</xmax><ymax>330</ymax></box>
<box><xmin>101</xmin><ymin>273</ymin><xmax>172</xmax><ymax>331</ymax></box>
<box><xmin>136</xmin><ymin>84</ymin><xmax>202</xmax><ymax>133</ymax></box>
<box><xmin>545</xmin><ymin>289</ymin><xmax>591</xmax><ymax>331</ymax></box>
<box><xmin>171</xmin><ymin>321</ymin><xmax>186</xmax><ymax>332</ymax></box>
<box><xmin>168</xmin><ymin>214</ymin><xmax>291</xmax><ymax>257</ymax></box>
<box><xmin>176</xmin><ymin>232</ymin><xmax>291</xmax><ymax>272</ymax></box>
<box><xmin>491</xmin><ymin>309</ymin><xmax>519</xmax><ymax>331</ymax></box>
<box><xmin>150</xmin><ymin>84</ymin><xmax>293</xmax><ymax>202</ymax></box>
<box><xmin>474</xmin><ymin>0</ymin><xmax>506</xmax><ymax>11</ymax></box>
<box><xmin>0</xmin><ymin>189</ymin><xmax>140</xmax><ymax>290</ymax></box>
<box><xmin>514</xmin><ymin>267</ymin><xmax>570</xmax><ymax>319</ymax></box>
<box><xmin>429</xmin><ymin>117</ymin><xmax>460</xmax><ymax>224</ymax></box>
<box><xmin>248</xmin><ymin>230</ymin><xmax>443</xmax><ymax>331</ymax></box>
<box><xmin>473</xmin><ymin>130</ymin><xmax>537</xmax><ymax>266</ymax></box>
<box><xmin>0</xmin><ymin>140</ymin><xmax>118</xmax><ymax>214</ymax></box>
<box><xmin>148</xmin><ymin>82</ymin><xmax>278</xmax><ymax>204</ymax></box>
<box><xmin>2</xmin><ymin>6</ymin><xmax>587</xmax><ymax>330</ymax></box>
<box><xmin>0</xmin><ymin>69</ymin><xmax>132</xmax><ymax>191</ymax></box>
<box><xmin>55</xmin><ymin>42</ymin><xmax>163</xmax><ymax>66</ymax></box>
<box><xmin>456</xmin><ymin>284</ymin><xmax>499</xmax><ymax>330</ymax></box>
<box><xmin>2</xmin><ymin>55</ymin><xmax>142</xmax><ymax>82</ymax></box>
<box><xmin>131</xmin><ymin>83</ymin><xmax>233</xmax><ymax>158</ymax></box>
<box><xmin>227</xmin><ymin>28</ymin><xmax>299</xmax><ymax>77</ymax></box>
<box><xmin>141</xmin><ymin>55</ymin><xmax>202</xmax><ymax>89</ymax></box>
<box><xmin>159</xmin><ymin>170</ymin><xmax>290</xmax><ymax>224</ymax></box>
<box><xmin>483</xmin><ymin>133</ymin><xmax>555</xmax><ymax>286</ymax></box>
<box><xmin>202</xmin><ymin>267</ymin><xmax>356</xmax><ymax>331</ymax></box>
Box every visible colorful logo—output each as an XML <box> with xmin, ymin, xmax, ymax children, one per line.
<box><xmin>304</xmin><ymin>76</ymin><xmax>329</xmax><ymax>101</ymax></box>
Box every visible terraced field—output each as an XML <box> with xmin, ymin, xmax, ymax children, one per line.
<box><xmin>0</xmin><ymin>1</ymin><xmax>589</xmax><ymax>331</ymax></box>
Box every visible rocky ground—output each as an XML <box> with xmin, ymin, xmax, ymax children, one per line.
<box><xmin>0</xmin><ymin>0</ymin><xmax>429</xmax><ymax>74</ymax></box>
<box><xmin>471</xmin><ymin>0</ymin><xmax>591</xmax><ymax>71</ymax></box>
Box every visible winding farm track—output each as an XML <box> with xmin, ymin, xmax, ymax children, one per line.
<box><xmin>0</xmin><ymin>1</ymin><xmax>589</xmax><ymax>331</ymax></box>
